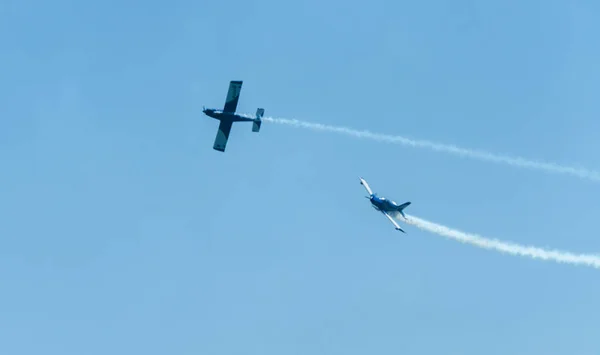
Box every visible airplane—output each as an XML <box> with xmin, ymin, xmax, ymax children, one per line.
<box><xmin>359</xmin><ymin>177</ymin><xmax>411</xmax><ymax>233</ymax></box>
<box><xmin>202</xmin><ymin>80</ymin><xmax>264</xmax><ymax>152</ymax></box>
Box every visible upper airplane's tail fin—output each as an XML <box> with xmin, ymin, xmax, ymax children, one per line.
<box><xmin>253</xmin><ymin>108</ymin><xmax>264</xmax><ymax>132</ymax></box>
<box><xmin>397</xmin><ymin>201</ymin><xmax>411</xmax><ymax>218</ymax></box>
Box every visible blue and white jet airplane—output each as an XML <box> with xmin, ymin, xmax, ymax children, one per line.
<box><xmin>203</xmin><ymin>80</ymin><xmax>264</xmax><ymax>152</ymax></box>
<box><xmin>359</xmin><ymin>177</ymin><xmax>411</xmax><ymax>232</ymax></box>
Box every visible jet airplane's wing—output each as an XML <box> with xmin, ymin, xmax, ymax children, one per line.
<box><xmin>213</xmin><ymin>121</ymin><xmax>233</xmax><ymax>152</ymax></box>
<box><xmin>382</xmin><ymin>211</ymin><xmax>405</xmax><ymax>232</ymax></box>
<box><xmin>359</xmin><ymin>177</ymin><xmax>373</xmax><ymax>195</ymax></box>
<box><xmin>223</xmin><ymin>80</ymin><xmax>243</xmax><ymax>113</ymax></box>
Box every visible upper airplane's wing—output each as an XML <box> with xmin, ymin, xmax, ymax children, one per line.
<box><xmin>359</xmin><ymin>177</ymin><xmax>373</xmax><ymax>195</ymax></box>
<box><xmin>223</xmin><ymin>80</ymin><xmax>243</xmax><ymax>113</ymax></box>
<box><xmin>382</xmin><ymin>211</ymin><xmax>405</xmax><ymax>232</ymax></box>
<box><xmin>213</xmin><ymin>120</ymin><xmax>233</xmax><ymax>152</ymax></box>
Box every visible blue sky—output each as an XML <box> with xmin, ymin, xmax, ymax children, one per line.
<box><xmin>2</xmin><ymin>0</ymin><xmax>600</xmax><ymax>353</ymax></box>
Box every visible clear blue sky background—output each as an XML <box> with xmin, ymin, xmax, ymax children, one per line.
<box><xmin>2</xmin><ymin>0</ymin><xmax>600</xmax><ymax>354</ymax></box>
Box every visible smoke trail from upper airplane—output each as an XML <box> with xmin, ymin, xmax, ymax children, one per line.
<box><xmin>259</xmin><ymin>116</ymin><xmax>600</xmax><ymax>183</ymax></box>
<box><xmin>402</xmin><ymin>214</ymin><xmax>600</xmax><ymax>269</ymax></box>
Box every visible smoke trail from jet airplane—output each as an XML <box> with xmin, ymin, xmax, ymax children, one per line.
<box><xmin>259</xmin><ymin>116</ymin><xmax>600</xmax><ymax>183</ymax></box>
<box><xmin>401</xmin><ymin>214</ymin><xmax>600</xmax><ymax>269</ymax></box>
<box><xmin>239</xmin><ymin>113</ymin><xmax>600</xmax><ymax>268</ymax></box>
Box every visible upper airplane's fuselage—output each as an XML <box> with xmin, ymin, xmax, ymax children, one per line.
<box><xmin>203</xmin><ymin>108</ymin><xmax>254</xmax><ymax>123</ymax></box>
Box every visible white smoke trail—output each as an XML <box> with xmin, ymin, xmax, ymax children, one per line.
<box><xmin>258</xmin><ymin>116</ymin><xmax>600</xmax><ymax>183</ymax></box>
<box><xmin>400</xmin><ymin>214</ymin><xmax>600</xmax><ymax>269</ymax></box>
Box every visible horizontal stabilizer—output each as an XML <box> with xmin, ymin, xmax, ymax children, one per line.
<box><xmin>253</xmin><ymin>108</ymin><xmax>264</xmax><ymax>132</ymax></box>
<box><xmin>397</xmin><ymin>201</ymin><xmax>411</xmax><ymax>218</ymax></box>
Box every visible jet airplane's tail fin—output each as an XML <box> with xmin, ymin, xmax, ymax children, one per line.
<box><xmin>397</xmin><ymin>201</ymin><xmax>411</xmax><ymax>218</ymax></box>
<box><xmin>253</xmin><ymin>108</ymin><xmax>264</xmax><ymax>132</ymax></box>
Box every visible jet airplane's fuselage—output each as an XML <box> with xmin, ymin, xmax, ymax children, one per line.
<box><xmin>370</xmin><ymin>195</ymin><xmax>400</xmax><ymax>212</ymax></box>
<box><xmin>203</xmin><ymin>109</ymin><xmax>254</xmax><ymax>123</ymax></box>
